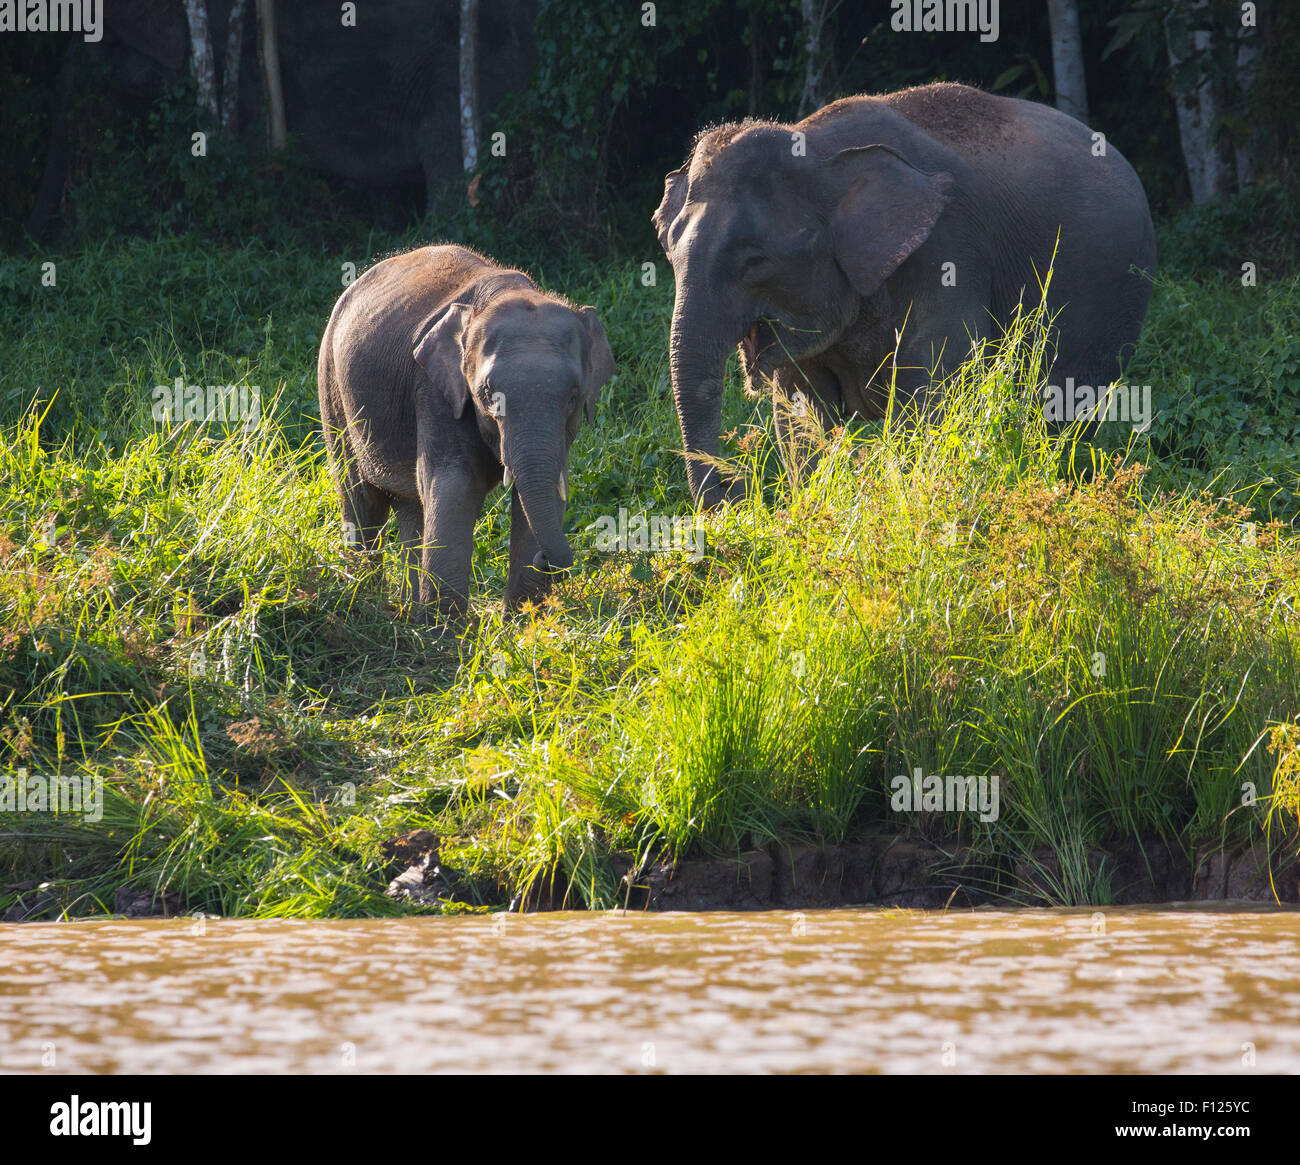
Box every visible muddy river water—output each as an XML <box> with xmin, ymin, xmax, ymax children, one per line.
<box><xmin>2</xmin><ymin>905</ymin><xmax>1297</xmax><ymax>1073</ymax></box>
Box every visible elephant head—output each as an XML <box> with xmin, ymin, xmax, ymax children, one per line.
<box><xmin>414</xmin><ymin>279</ymin><xmax>615</xmax><ymax>572</ymax></box>
<box><xmin>654</xmin><ymin>124</ymin><xmax>953</xmax><ymax>507</ymax></box>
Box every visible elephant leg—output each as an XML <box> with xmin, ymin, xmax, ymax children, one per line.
<box><xmin>889</xmin><ymin>272</ymin><xmax>993</xmax><ymax>425</ymax></box>
<box><xmin>321</xmin><ymin>405</ymin><xmax>391</xmax><ymax>561</ymax></box>
<box><xmin>770</xmin><ymin>363</ymin><xmax>841</xmax><ymax>487</ymax></box>
<box><xmin>505</xmin><ymin>486</ymin><xmax>562</xmax><ymax>611</ymax></box>
<box><xmin>392</xmin><ymin>498</ymin><xmax>424</xmax><ymax>610</ymax></box>
<box><xmin>887</xmin><ymin>347</ymin><xmax>947</xmax><ymax>429</ymax></box>
<box><xmin>1047</xmin><ymin>332</ymin><xmax>1150</xmax><ymax>442</ymax></box>
<box><xmin>341</xmin><ymin>479</ymin><xmax>391</xmax><ymax>560</ymax></box>
<box><xmin>416</xmin><ymin>468</ymin><xmax>487</xmax><ymax>619</ymax></box>
<box><xmin>875</xmin><ymin>325</ymin><xmax>987</xmax><ymax>434</ymax></box>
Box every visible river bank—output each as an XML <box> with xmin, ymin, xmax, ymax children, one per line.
<box><xmin>379</xmin><ymin>828</ymin><xmax>1298</xmax><ymax>913</ymax></box>
<box><xmin>2</xmin><ymin>223</ymin><xmax>1298</xmax><ymax>921</ymax></box>
<box><xmin>6</xmin><ymin>829</ymin><xmax>1295</xmax><ymax>920</ymax></box>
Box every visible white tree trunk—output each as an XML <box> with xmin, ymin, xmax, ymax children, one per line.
<box><xmin>1165</xmin><ymin>0</ymin><xmax>1234</xmax><ymax>204</ymax></box>
<box><xmin>221</xmin><ymin>0</ymin><xmax>248</xmax><ymax>133</ymax></box>
<box><xmin>459</xmin><ymin>0</ymin><xmax>480</xmax><ymax>173</ymax></box>
<box><xmin>256</xmin><ymin>0</ymin><xmax>287</xmax><ymax>151</ymax></box>
<box><xmin>183</xmin><ymin>0</ymin><xmax>218</xmax><ymax>123</ymax></box>
<box><xmin>1233</xmin><ymin>17</ymin><xmax>1258</xmax><ymax>189</ymax></box>
<box><xmin>798</xmin><ymin>0</ymin><xmax>827</xmax><ymax>118</ymax></box>
<box><xmin>1047</xmin><ymin>0</ymin><xmax>1088</xmax><ymax>124</ymax></box>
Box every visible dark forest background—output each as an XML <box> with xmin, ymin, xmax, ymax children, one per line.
<box><xmin>2</xmin><ymin>0</ymin><xmax>1297</xmax><ymax>256</ymax></box>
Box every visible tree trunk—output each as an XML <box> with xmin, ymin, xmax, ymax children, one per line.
<box><xmin>221</xmin><ymin>0</ymin><xmax>248</xmax><ymax>133</ymax></box>
<box><xmin>747</xmin><ymin>3</ymin><xmax>763</xmax><ymax>118</ymax></box>
<box><xmin>797</xmin><ymin>0</ymin><xmax>827</xmax><ymax>118</ymax></box>
<box><xmin>1047</xmin><ymin>0</ymin><xmax>1089</xmax><ymax>124</ymax></box>
<box><xmin>1233</xmin><ymin>14</ymin><xmax>1258</xmax><ymax>189</ymax></box>
<box><xmin>459</xmin><ymin>0</ymin><xmax>480</xmax><ymax>173</ymax></box>
<box><xmin>256</xmin><ymin>0</ymin><xmax>287</xmax><ymax>151</ymax></box>
<box><xmin>1165</xmin><ymin>0</ymin><xmax>1233</xmax><ymax>203</ymax></box>
<box><xmin>183</xmin><ymin>0</ymin><xmax>218</xmax><ymax>123</ymax></box>
<box><xmin>25</xmin><ymin>42</ymin><xmax>77</xmax><ymax>243</ymax></box>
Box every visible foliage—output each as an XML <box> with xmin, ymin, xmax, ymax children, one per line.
<box><xmin>0</xmin><ymin>35</ymin><xmax>65</xmax><ymax>243</ymax></box>
<box><xmin>1104</xmin><ymin>0</ymin><xmax>1300</xmax><ymax>205</ymax></box>
<box><xmin>479</xmin><ymin>0</ymin><xmax>735</xmax><ymax>229</ymax></box>
<box><xmin>2</xmin><ymin>235</ymin><xmax>1297</xmax><ymax>916</ymax></box>
<box><xmin>65</xmin><ymin>78</ymin><xmax>344</xmax><ymax>248</ymax></box>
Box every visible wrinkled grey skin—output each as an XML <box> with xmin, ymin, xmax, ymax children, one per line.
<box><xmin>319</xmin><ymin>245</ymin><xmax>615</xmax><ymax>617</ymax></box>
<box><xmin>654</xmin><ymin>82</ymin><xmax>1156</xmax><ymax>507</ymax></box>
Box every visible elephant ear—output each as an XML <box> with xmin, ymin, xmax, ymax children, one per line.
<box><xmin>652</xmin><ymin>165</ymin><xmax>688</xmax><ymax>256</ymax></box>
<box><xmin>578</xmin><ymin>306</ymin><xmax>616</xmax><ymax>424</ymax></box>
<box><xmin>412</xmin><ymin>302</ymin><xmax>472</xmax><ymax>419</ymax></box>
<box><xmin>831</xmin><ymin>144</ymin><xmax>954</xmax><ymax>299</ymax></box>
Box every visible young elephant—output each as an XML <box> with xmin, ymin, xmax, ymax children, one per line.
<box><xmin>318</xmin><ymin>245</ymin><xmax>615</xmax><ymax>616</ymax></box>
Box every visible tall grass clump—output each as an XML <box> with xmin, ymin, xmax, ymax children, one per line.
<box><xmin>447</xmin><ymin>296</ymin><xmax>1299</xmax><ymax>905</ymax></box>
<box><xmin>0</xmin><ymin>395</ymin><xmax>452</xmax><ymax>917</ymax></box>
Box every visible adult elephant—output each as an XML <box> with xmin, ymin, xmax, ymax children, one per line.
<box><xmin>653</xmin><ymin>82</ymin><xmax>1156</xmax><ymax>507</ymax></box>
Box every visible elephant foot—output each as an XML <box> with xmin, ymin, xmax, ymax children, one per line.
<box><xmin>413</xmin><ymin>595</ymin><xmax>470</xmax><ymax>636</ymax></box>
<box><xmin>696</xmin><ymin>476</ymin><xmax>746</xmax><ymax>512</ymax></box>
<box><xmin>504</xmin><ymin>585</ymin><xmax>551</xmax><ymax>613</ymax></box>
<box><xmin>505</xmin><ymin>562</ymin><xmax>567</xmax><ymax>611</ymax></box>
<box><xmin>429</xmin><ymin>619</ymin><xmax>465</xmax><ymax>641</ymax></box>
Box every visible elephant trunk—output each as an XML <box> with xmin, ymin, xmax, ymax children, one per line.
<box><xmin>506</xmin><ymin>441</ymin><xmax>573</xmax><ymax>572</ymax></box>
<box><xmin>669</xmin><ymin>289</ymin><xmax>745</xmax><ymax>508</ymax></box>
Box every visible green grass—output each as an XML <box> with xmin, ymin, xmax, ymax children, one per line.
<box><xmin>1130</xmin><ymin>270</ymin><xmax>1300</xmax><ymax>520</ymax></box>
<box><xmin>1</xmin><ymin>207</ymin><xmax>1298</xmax><ymax>917</ymax></box>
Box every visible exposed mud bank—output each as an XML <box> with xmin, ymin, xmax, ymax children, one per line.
<box><xmin>8</xmin><ymin>829</ymin><xmax>1294</xmax><ymax>921</ymax></box>
<box><xmin>385</xmin><ymin>830</ymin><xmax>1300</xmax><ymax>912</ymax></box>
<box><xmin>2</xmin><ymin>883</ymin><xmax>184</xmax><ymax>922</ymax></box>
<box><xmin>629</xmin><ymin>836</ymin><xmax>1299</xmax><ymax>911</ymax></box>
